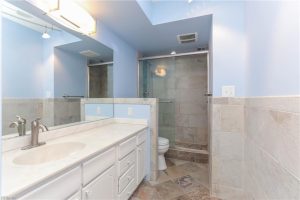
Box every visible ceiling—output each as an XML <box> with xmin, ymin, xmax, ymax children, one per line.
<box><xmin>78</xmin><ymin>1</ymin><xmax>212</xmax><ymax>57</ymax></box>
<box><xmin>1</xmin><ymin>0</ymin><xmax>60</xmax><ymax>33</ymax></box>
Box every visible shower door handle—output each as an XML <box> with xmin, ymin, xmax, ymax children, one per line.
<box><xmin>204</xmin><ymin>93</ymin><xmax>212</xmax><ymax>96</ymax></box>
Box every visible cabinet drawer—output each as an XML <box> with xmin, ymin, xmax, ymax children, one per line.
<box><xmin>118</xmin><ymin>165</ymin><xmax>135</xmax><ymax>193</ymax></box>
<box><xmin>118</xmin><ymin>150</ymin><xmax>136</xmax><ymax>177</ymax></box>
<box><xmin>19</xmin><ymin>167</ymin><xmax>81</xmax><ymax>200</ymax></box>
<box><xmin>137</xmin><ymin>142</ymin><xmax>146</xmax><ymax>184</ymax></box>
<box><xmin>118</xmin><ymin>179</ymin><xmax>136</xmax><ymax>200</ymax></box>
<box><xmin>118</xmin><ymin>136</ymin><xmax>136</xmax><ymax>159</ymax></box>
<box><xmin>83</xmin><ymin>147</ymin><xmax>115</xmax><ymax>186</ymax></box>
<box><xmin>136</xmin><ymin>130</ymin><xmax>147</xmax><ymax>145</ymax></box>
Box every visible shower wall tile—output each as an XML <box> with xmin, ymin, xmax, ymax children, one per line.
<box><xmin>211</xmin><ymin>96</ymin><xmax>300</xmax><ymax>200</ymax></box>
<box><xmin>211</xmin><ymin>184</ymin><xmax>245</xmax><ymax>200</ymax></box>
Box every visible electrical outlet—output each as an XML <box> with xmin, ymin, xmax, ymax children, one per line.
<box><xmin>128</xmin><ymin>107</ymin><xmax>133</xmax><ymax>116</ymax></box>
<box><xmin>96</xmin><ymin>106</ymin><xmax>101</xmax><ymax>115</ymax></box>
<box><xmin>222</xmin><ymin>85</ymin><xmax>235</xmax><ymax>97</ymax></box>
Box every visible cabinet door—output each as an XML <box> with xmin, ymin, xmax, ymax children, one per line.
<box><xmin>137</xmin><ymin>142</ymin><xmax>146</xmax><ymax>184</ymax></box>
<box><xmin>19</xmin><ymin>167</ymin><xmax>81</xmax><ymax>200</ymax></box>
<box><xmin>82</xmin><ymin>165</ymin><xmax>116</xmax><ymax>200</ymax></box>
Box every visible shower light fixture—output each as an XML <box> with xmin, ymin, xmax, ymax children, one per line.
<box><xmin>27</xmin><ymin>0</ymin><xmax>96</xmax><ymax>35</ymax></box>
<box><xmin>154</xmin><ymin>66</ymin><xmax>167</xmax><ymax>77</ymax></box>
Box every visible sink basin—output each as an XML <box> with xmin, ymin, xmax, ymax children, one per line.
<box><xmin>13</xmin><ymin>142</ymin><xmax>86</xmax><ymax>165</ymax></box>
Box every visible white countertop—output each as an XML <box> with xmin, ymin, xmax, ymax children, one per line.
<box><xmin>1</xmin><ymin>122</ymin><xmax>147</xmax><ymax>198</ymax></box>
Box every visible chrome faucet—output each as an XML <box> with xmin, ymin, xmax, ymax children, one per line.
<box><xmin>9</xmin><ymin>115</ymin><xmax>26</xmax><ymax>136</ymax></box>
<box><xmin>22</xmin><ymin>118</ymin><xmax>48</xmax><ymax>150</ymax></box>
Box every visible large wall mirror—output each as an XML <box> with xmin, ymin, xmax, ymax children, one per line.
<box><xmin>1</xmin><ymin>1</ymin><xmax>114</xmax><ymax>137</ymax></box>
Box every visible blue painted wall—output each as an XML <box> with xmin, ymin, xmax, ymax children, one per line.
<box><xmin>85</xmin><ymin>104</ymin><xmax>114</xmax><ymax>118</ymax></box>
<box><xmin>54</xmin><ymin>48</ymin><xmax>87</xmax><ymax>97</ymax></box>
<box><xmin>245</xmin><ymin>1</ymin><xmax>300</xmax><ymax>96</ymax></box>
<box><xmin>138</xmin><ymin>1</ymin><xmax>247</xmax><ymax>96</ymax></box>
<box><xmin>92</xmin><ymin>21</ymin><xmax>138</xmax><ymax>98</ymax></box>
<box><xmin>2</xmin><ymin>17</ymin><xmax>44</xmax><ymax>98</ymax></box>
<box><xmin>138</xmin><ymin>1</ymin><xmax>299</xmax><ymax>96</ymax></box>
<box><xmin>114</xmin><ymin>104</ymin><xmax>150</xmax><ymax>120</ymax></box>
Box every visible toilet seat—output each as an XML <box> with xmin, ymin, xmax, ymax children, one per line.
<box><xmin>158</xmin><ymin>137</ymin><xmax>169</xmax><ymax>145</ymax></box>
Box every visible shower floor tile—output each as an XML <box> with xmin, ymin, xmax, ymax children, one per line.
<box><xmin>130</xmin><ymin>159</ymin><xmax>221</xmax><ymax>200</ymax></box>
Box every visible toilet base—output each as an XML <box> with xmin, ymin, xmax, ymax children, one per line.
<box><xmin>158</xmin><ymin>154</ymin><xmax>167</xmax><ymax>170</ymax></box>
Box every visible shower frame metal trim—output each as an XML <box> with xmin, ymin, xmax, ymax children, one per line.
<box><xmin>138</xmin><ymin>50</ymin><xmax>209</xmax><ymax>61</ymax></box>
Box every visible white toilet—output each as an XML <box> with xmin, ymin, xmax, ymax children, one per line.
<box><xmin>158</xmin><ymin>137</ymin><xmax>170</xmax><ymax>170</ymax></box>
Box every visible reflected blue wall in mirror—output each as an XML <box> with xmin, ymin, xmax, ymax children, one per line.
<box><xmin>2</xmin><ymin>17</ymin><xmax>82</xmax><ymax>98</ymax></box>
<box><xmin>2</xmin><ymin>17</ymin><xmax>43</xmax><ymax>98</ymax></box>
<box><xmin>54</xmin><ymin>48</ymin><xmax>87</xmax><ymax>97</ymax></box>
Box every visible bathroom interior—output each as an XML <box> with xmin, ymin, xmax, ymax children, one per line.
<box><xmin>0</xmin><ymin>1</ymin><xmax>299</xmax><ymax>200</ymax></box>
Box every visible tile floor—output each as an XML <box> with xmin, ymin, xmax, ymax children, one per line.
<box><xmin>130</xmin><ymin>158</ymin><xmax>221</xmax><ymax>200</ymax></box>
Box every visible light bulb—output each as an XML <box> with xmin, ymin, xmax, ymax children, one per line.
<box><xmin>42</xmin><ymin>31</ymin><xmax>50</xmax><ymax>39</ymax></box>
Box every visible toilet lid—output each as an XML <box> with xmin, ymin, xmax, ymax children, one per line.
<box><xmin>158</xmin><ymin>137</ymin><xmax>169</xmax><ymax>145</ymax></box>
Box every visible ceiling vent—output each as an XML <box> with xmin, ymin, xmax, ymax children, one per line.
<box><xmin>177</xmin><ymin>32</ymin><xmax>198</xmax><ymax>44</ymax></box>
<box><xmin>79</xmin><ymin>50</ymin><xmax>100</xmax><ymax>57</ymax></box>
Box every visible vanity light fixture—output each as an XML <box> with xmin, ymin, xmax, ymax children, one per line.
<box><xmin>42</xmin><ymin>27</ymin><xmax>50</xmax><ymax>39</ymax></box>
<box><xmin>26</xmin><ymin>0</ymin><xmax>96</xmax><ymax>35</ymax></box>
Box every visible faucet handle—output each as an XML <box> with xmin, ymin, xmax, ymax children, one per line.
<box><xmin>16</xmin><ymin>115</ymin><xmax>26</xmax><ymax>123</ymax></box>
<box><xmin>32</xmin><ymin>118</ymin><xmax>41</xmax><ymax>126</ymax></box>
<box><xmin>35</xmin><ymin>118</ymin><xmax>42</xmax><ymax>122</ymax></box>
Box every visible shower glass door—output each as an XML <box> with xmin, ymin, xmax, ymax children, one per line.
<box><xmin>139</xmin><ymin>54</ymin><xmax>208</xmax><ymax>152</ymax></box>
<box><xmin>139</xmin><ymin>57</ymin><xmax>176</xmax><ymax>147</ymax></box>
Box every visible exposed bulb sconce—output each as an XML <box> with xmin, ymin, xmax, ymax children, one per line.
<box><xmin>27</xmin><ymin>0</ymin><xmax>96</xmax><ymax>35</ymax></box>
<box><xmin>154</xmin><ymin>66</ymin><xmax>167</xmax><ymax>77</ymax></box>
<box><xmin>42</xmin><ymin>27</ymin><xmax>50</xmax><ymax>39</ymax></box>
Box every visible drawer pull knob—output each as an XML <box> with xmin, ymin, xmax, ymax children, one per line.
<box><xmin>127</xmin><ymin>161</ymin><xmax>130</xmax><ymax>165</ymax></box>
<box><xmin>127</xmin><ymin>176</ymin><xmax>131</xmax><ymax>180</ymax></box>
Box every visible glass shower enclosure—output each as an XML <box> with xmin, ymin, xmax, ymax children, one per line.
<box><xmin>139</xmin><ymin>54</ymin><xmax>209</xmax><ymax>153</ymax></box>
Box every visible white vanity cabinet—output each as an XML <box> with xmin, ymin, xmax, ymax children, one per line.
<box><xmin>19</xmin><ymin>167</ymin><xmax>81</xmax><ymax>200</ymax></box>
<box><xmin>15</xmin><ymin>129</ymin><xmax>148</xmax><ymax>200</ymax></box>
